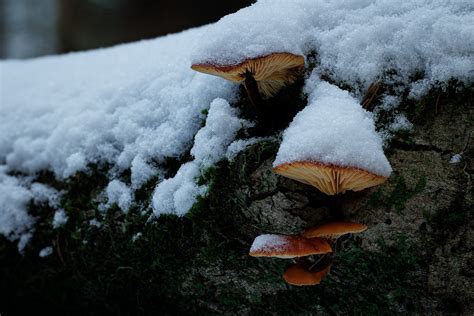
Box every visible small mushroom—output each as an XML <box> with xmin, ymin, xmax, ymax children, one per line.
<box><xmin>302</xmin><ymin>222</ymin><xmax>368</xmax><ymax>239</ymax></box>
<box><xmin>249</xmin><ymin>234</ymin><xmax>332</xmax><ymax>259</ymax></box>
<box><xmin>191</xmin><ymin>52</ymin><xmax>304</xmax><ymax>106</ymax></box>
<box><xmin>283</xmin><ymin>263</ymin><xmax>331</xmax><ymax>286</ymax></box>
<box><xmin>273</xmin><ymin>161</ymin><xmax>388</xmax><ymax>195</ymax></box>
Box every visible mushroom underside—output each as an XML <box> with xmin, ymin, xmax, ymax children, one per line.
<box><xmin>273</xmin><ymin>161</ymin><xmax>387</xmax><ymax>195</ymax></box>
<box><xmin>302</xmin><ymin>222</ymin><xmax>368</xmax><ymax>239</ymax></box>
<box><xmin>191</xmin><ymin>52</ymin><xmax>304</xmax><ymax>98</ymax></box>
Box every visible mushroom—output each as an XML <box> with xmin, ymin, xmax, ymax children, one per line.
<box><xmin>302</xmin><ymin>222</ymin><xmax>368</xmax><ymax>239</ymax></box>
<box><xmin>283</xmin><ymin>263</ymin><xmax>331</xmax><ymax>286</ymax></box>
<box><xmin>249</xmin><ymin>234</ymin><xmax>332</xmax><ymax>258</ymax></box>
<box><xmin>191</xmin><ymin>52</ymin><xmax>304</xmax><ymax>106</ymax></box>
<box><xmin>272</xmin><ymin>81</ymin><xmax>392</xmax><ymax>195</ymax></box>
<box><xmin>273</xmin><ymin>161</ymin><xmax>388</xmax><ymax>195</ymax></box>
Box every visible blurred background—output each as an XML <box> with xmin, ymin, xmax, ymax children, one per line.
<box><xmin>0</xmin><ymin>0</ymin><xmax>254</xmax><ymax>59</ymax></box>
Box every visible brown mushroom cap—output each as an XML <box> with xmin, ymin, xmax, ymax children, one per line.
<box><xmin>273</xmin><ymin>161</ymin><xmax>388</xmax><ymax>195</ymax></box>
<box><xmin>283</xmin><ymin>263</ymin><xmax>331</xmax><ymax>286</ymax></box>
<box><xmin>191</xmin><ymin>52</ymin><xmax>304</xmax><ymax>98</ymax></box>
<box><xmin>302</xmin><ymin>222</ymin><xmax>368</xmax><ymax>239</ymax></box>
<box><xmin>249</xmin><ymin>234</ymin><xmax>332</xmax><ymax>258</ymax></box>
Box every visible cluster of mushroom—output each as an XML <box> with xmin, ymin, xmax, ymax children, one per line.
<box><xmin>192</xmin><ymin>51</ymin><xmax>391</xmax><ymax>286</ymax></box>
<box><xmin>249</xmin><ymin>222</ymin><xmax>367</xmax><ymax>286</ymax></box>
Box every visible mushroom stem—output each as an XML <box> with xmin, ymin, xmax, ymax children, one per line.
<box><xmin>308</xmin><ymin>254</ymin><xmax>326</xmax><ymax>271</ymax></box>
<box><xmin>243</xmin><ymin>71</ymin><xmax>264</xmax><ymax>110</ymax></box>
<box><xmin>309</xmin><ymin>252</ymin><xmax>335</xmax><ymax>272</ymax></box>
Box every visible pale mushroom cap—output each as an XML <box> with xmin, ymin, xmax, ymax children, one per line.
<box><xmin>302</xmin><ymin>222</ymin><xmax>368</xmax><ymax>239</ymax></box>
<box><xmin>273</xmin><ymin>161</ymin><xmax>388</xmax><ymax>195</ymax></box>
<box><xmin>249</xmin><ymin>234</ymin><xmax>332</xmax><ymax>258</ymax></box>
<box><xmin>191</xmin><ymin>52</ymin><xmax>304</xmax><ymax>97</ymax></box>
<box><xmin>283</xmin><ymin>263</ymin><xmax>331</xmax><ymax>286</ymax></box>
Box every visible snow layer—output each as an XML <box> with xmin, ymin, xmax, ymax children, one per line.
<box><xmin>193</xmin><ymin>0</ymin><xmax>473</xmax><ymax>95</ymax></box>
<box><xmin>1</xmin><ymin>25</ymin><xmax>236</xmax><ymax>180</ymax></box>
<box><xmin>274</xmin><ymin>78</ymin><xmax>392</xmax><ymax>177</ymax></box>
<box><xmin>152</xmin><ymin>98</ymin><xmax>243</xmax><ymax>216</ymax></box>
<box><xmin>1</xmin><ymin>24</ymin><xmax>237</xmax><ymax>245</ymax></box>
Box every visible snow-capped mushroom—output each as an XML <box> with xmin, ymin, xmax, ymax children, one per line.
<box><xmin>283</xmin><ymin>263</ymin><xmax>331</xmax><ymax>286</ymax></box>
<box><xmin>191</xmin><ymin>52</ymin><xmax>304</xmax><ymax>105</ymax></box>
<box><xmin>273</xmin><ymin>161</ymin><xmax>388</xmax><ymax>195</ymax></box>
<box><xmin>302</xmin><ymin>222</ymin><xmax>368</xmax><ymax>239</ymax></box>
<box><xmin>249</xmin><ymin>234</ymin><xmax>332</xmax><ymax>258</ymax></box>
<box><xmin>272</xmin><ymin>81</ymin><xmax>392</xmax><ymax>195</ymax></box>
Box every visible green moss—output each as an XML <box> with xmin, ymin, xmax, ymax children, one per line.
<box><xmin>387</xmin><ymin>176</ymin><xmax>426</xmax><ymax>214</ymax></box>
<box><xmin>365</xmin><ymin>176</ymin><xmax>426</xmax><ymax>214</ymax></box>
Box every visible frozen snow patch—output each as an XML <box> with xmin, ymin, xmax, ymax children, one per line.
<box><xmin>449</xmin><ymin>154</ymin><xmax>462</xmax><ymax>164</ymax></box>
<box><xmin>89</xmin><ymin>219</ymin><xmax>103</xmax><ymax>229</ymax></box>
<box><xmin>52</xmin><ymin>209</ymin><xmax>68</xmax><ymax>229</ymax></box>
<box><xmin>226</xmin><ymin>137</ymin><xmax>275</xmax><ymax>161</ymax></box>
<box><xmin>106</xmin><ymin>180</ymin><xmax>132</xmax><ymax>213</ymax></box>
<box><xmin>39</xmin><ymin>246</ymin><xmax>53</xmax><ymax>258</ymax></box>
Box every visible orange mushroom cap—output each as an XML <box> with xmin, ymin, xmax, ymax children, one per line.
<box><xmin>273</xmin><ymin>161</ymin><xmax>388</xmax><ymax>195</ymax></box>
<box><xmin>283</xmin><ymin>263</ymin><xmax>331</xmax><ymax>286</ymax></box>
<box><xmin>249</xmin><ymin>234</ymin><xmax>332</xmax><ymax>258</ymax></box>
<box><xmin>191</xmin><ymin>52</ymin><xmax>304</xmax><ymax>98</ymax></box>
<box><xmin>302</xmin><ymin>222</ymin><xmax>368</xmax><ymax>239</ymax></box>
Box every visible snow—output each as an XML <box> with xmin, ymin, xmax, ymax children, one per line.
<box><xmin>132</xmin><ymin>232</ymin><xmax>143</xmax><ymax>242</ymax></box>
<box><xmin>274</xmin><ymin>77</ymin><xmax>392</xmax><ymax>177</ymax></box>
<box><xmin>106</xmin><ymin>180</ymin><xmax>132</xmax><ymax>213</ymax></box>
<box><xmin>0</xmin><ymin>165</ymin><xmax>64</xmax><ymax>248</ymax></box>
<box><xmin>388</xmin><ymin>115</ymin><xmax>413</xmax><ymax>133</ymax></box>
<box><xmin>1</xmin><ymin>23</ymin><xmax>237</xmax><ymax>246</ymax></box>
<box><xmin>52</xmin><ymin>209</ymin><xmax>68</xmax><ymax>229</ymax></box>
<box><xmin>190</xmin><ymin>99</ymin><xmax>245</xmax><ymax>167</ymax></box>
<box><xmin>249</xmin><ymin>234</ymin><xmax>290</xmax><ymax>253</ymax></box>
<box><xmin>1</xmin><ymin>24</ymin><xmax>236</xmax><ymax>180</ymax></box>
<box><xmin>39</xmin><ymin>246</ymin><xmax>53</xmax><ymax>258</ymax></box>
<box><xmin>226</xmin><ymin>136</ymin><xmax>275</xmax><ymax>161</ymax></box>
<box><xmin>0</xmin><ymin>167</ymin><xmax>35</xmax><ymax>245</ymax></box>
<box><xmin>152</xmin><ymin>98</ymin><xmax>244</xmax><ymax>216</ymax></box>
<box><xmin>89</xmin><ymin>219</ymin><xmax>103</xmax><ymax>228</ymax></box>
<box><xmin>130</xmin><ymin>155</ymin><xmax>159</xmax><ymax>189</ymax></box>
<box><xmin>449</xmin><ymin>154</ymin><xmax>462</xmax><ymax>164</ymax></box>
<box><xmin>193</xmin><ymin>0</ymin><xmax>473</xmax><ymax>96</ymax></box>
<box><xmin>30</xmin><ymin>182</ymin><xmax>62</xmax><ymax>207</ymax></box>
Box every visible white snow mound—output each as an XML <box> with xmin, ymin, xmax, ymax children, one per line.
<box><xmin>152</xmin><ymin>98</ymin><xmax>244</xmax><ymax>216</ymax></box>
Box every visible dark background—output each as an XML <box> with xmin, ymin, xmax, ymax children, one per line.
<box><xmin>0</xmin><ymin>0</ymin><xmax>254</xmax><ymax>59</ymax></box>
